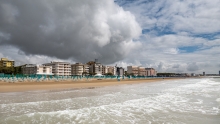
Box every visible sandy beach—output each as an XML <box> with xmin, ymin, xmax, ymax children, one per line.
<box><xmin>0</xmin><ymin>78</ymin><xmax>182</xmax><ymax>93</ymax></box>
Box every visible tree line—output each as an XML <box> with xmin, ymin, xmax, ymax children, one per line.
<box><xmin>157</xmin><ymin>73</ymin><xmax>176</xmax><ymax>77</ymax></box>
<box><xmin>0</xmin><ymin>66</ymin><xmax>22</xmax><ymax>75</ymax></box>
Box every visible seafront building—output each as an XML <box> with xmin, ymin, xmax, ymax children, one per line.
<box><xmin>191</xmin><ymin>73</ymin><xmax>196</xmax><ymax>76</ymax></box>
<box><xmin>145</xmin><ymin>68</ymin><xmax>157</xmax><ymax>76</ymax></box>
<box><xmin>127</xmin><ymin>66</ymin><xmax>157</xmax><ymax>76</ymax></box>
<box><xmin>107</xmin><ymin>66</ymin><xmax>116</xmax><ymax>75</ymax></box>
<box><xmin>127</xmin><ymin>66</ymin><xmax>138</xmax><ymax>76</ymax></box>
<box><xmin>116</xmin><ymin>67</ymin><xmax>124</xmax><ymax>76</ymax></box>
<box><xmin>0</xmin><ymin>58</ymin><xmax>15</xmax><ymax>67</ymax></box>
<box><xmin>87</xmin><ymin>60</ymin><xmax>103</xmax><ymax>75</ymax></box>
<box><xmin>71</xmin><ymin>63</ymin><xmax>89</xmax><ymax>76</ymax></box>
<box><xmin>102</xmin><ymin>66</ymin><xmax>117</xmax><ymax>75</ymax></box>
<box><xmin>91</xmin><ymin>62</ymin><xmax>102</xmax><ymax>75</ymax></box>
<box><xmin>119</xmin><ymin>67</ymin><xmax>125</xmax><ymax>76</ymax></box>
<box><xmin>138</xmin><ymin>66</ymin><xmax>146</xmax><ymax>76</ymax></box>
<box><xmin>43</xmin><ymin>62</ymin><xmax>71</xmax><ymax>76</ymax></box>
<box><xmin>21</xmin><ymin>64</ymin><xmax>53</xmax><ymax>75</ymax></box>
<box><xmin>102</xmin><ymin>66</ymin><xmax>108</xmax><ymax>75</ymax></box>
<box><xmin>86</xmin><ymin>60</ymin><xmax>120</xmax><ymax>76</ymax></box>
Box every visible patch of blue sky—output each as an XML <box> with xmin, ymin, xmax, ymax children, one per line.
<box><xmin>142</xmin><ymin>26</ymin><xmax>176</xmax><ymax>36</ymax></box>
<box><xmin>178</xmin><ymin>46</ymin><xmax>200</xmax><ymax>53</ymax></box>
<box><xmin>135</xmin><ymin>0</ymin><xmax>155</xmax><ymax>5</ymax></box>
<box><xmin>142</xmin><ymin>29</ymin><xmax>151</xmax><ymax>34</ymax></box>
<box><xmin>154</xmin><ymin>6</ymin><xmax>164</xmax><ymax>16</ymax></box>
<box><xmin>190</xmin><ymin>32</ymin><xmax>220</xmax><ymax>40</ymax></box>
<box><xmin>114</xmin><ymin>0</ymin><xmax>136</xmax><ymax>6</ymax></box>
<box><xmin>115</xmin><ymin>0</ymin><xmax>155</xmax><ymax>7</ymax></box>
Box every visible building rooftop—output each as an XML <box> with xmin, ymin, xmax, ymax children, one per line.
<box><xmin>43</xmin><ymin>61</ymin><xmax>71</xmax><ymax>64</ymax></box>
<box><xmin>1</xmin><ymin>58</ymin><xmax>14</xmax><ymax>61</ymax></box>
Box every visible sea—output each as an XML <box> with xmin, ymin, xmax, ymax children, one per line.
<box><xmin>0</xmin><ymin>78</ymin><xmax>220</xmax><ymax>124</ymax></box>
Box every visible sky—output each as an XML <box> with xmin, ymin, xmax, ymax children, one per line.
<box><xmin>0</xmin><ymin>0</ymin><xmax>220</xmax><ymax>74</ymax></box>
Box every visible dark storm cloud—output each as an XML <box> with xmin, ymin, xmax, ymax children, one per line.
<box><xmin>0</xmin><ymin>0</ymin><xmax>141</xmax><ymax>64</ymax></box>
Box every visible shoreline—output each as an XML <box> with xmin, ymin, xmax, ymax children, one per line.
<box><xmin>0</xmin><ymin>78</ymin><xmax>185</xmax><ymax>93</ymax></box>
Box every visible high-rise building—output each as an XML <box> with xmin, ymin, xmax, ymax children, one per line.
<box><xmin>0</xmin><ymin>58</ymin><xmax>14</xmax><ymax>67</ymax></box>
<box><xmin>116</xmin><ymin>67</ymin><xmax>124</xmax><ymax>76</ymax></box>
<box><xmin>119</xmin><ymin>67</ymin><xmax>124</xmax><ymax>76</ymax></box>
<box><xmin>138</xmin><ymin>66</ymin><xmax>146</xmax><ymax>76</ymax></box>
<box><xmin>92</xmin><ymin>63</ymin><xmax>102</xmax><ymax>75</ymax></box>
<box><xmin>145</xmin><ymin>68</ymin><xmax>157</xmax><ymax>76</ymax></box>
<box><xmin>106</xmin><ymin>66</ymin><xmax>116</xmax><ymax>75</ymax></box>
<box><xmin>102</xmin><ymin>65</ymin><xmax>108</xmax><ymax>75</ymax></box>
<box><xmin>127</xmin><ymin>66</ymin><xmax>138</xmax><ymax>76</ymax></box>
<box><xmin>87</xmin><ymin>60</ymin><xmax>102</xmax><ymax>75</ymax></box>
<box><xmin>219</xmin><ymin>71</ymin><xmax>220</xmax><ymax>75</ymax></box>
<box><xmin>127</xmin><ymin>66</ymin><xmax>157</xmax><ymax>76</ymax></box>
<box><xmin>203</xmin><ymin>72</ymin><xmax>205</xmax><ymax>76</ymax></box>
<box><xmin>43</xmin><ymin>62</ymin><xmax>71</xmax><ymax>76</ymax></box>
<box><xmin>71</xmin><ymin>63</ymin><xmax>89</xmax><ymax>76</ymax></box>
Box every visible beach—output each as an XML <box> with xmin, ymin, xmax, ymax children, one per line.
<box><xmin>0</xmin><ymin>78</ymin><xmax>180</xmax><ymax>93</ymax></box>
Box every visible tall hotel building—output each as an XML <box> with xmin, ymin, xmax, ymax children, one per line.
<box><xmin>145</xmin><ymin>68</ymin><xmax>157</xmax><ymax>76</ymax></box>
<box><xmin>107</xmin><ymin>66</ymin><xmax>116</xmax><ymax>75</ymax></box>
<box><xmin>127</xmin><ymin>66</ymin><xmax>139</xmax><ymax>76</ymax></box>
<box><xmin>71</xmin><ymin>63</ymin><xmax>89</xmax><ymax>76</ymax></box>
<box><xmin>43</xmin><ymin>62</ymin><xmax>71</xmax><ymax>76</ymax></box>
<box><xmin>102</xmin><ymin>66</ymin><xmax>108</xmax><ymax>75</ymax></box>
<box><xmin>116</xmin><ymin>67</ymin><xmax>124</xmax><ymax>76</ymax></box>
<box><xmin>91</xmin><ymin>63</ymin><xmax>102</xmax><ymax>75</ymax></box>
<box><xmin>127</xmin><ymin>66</ymin><xmax>157</xmax><ymax>76</ymax></box>
<box><xmin>138</xmin><ymin>66</ymin><xmax>146</xmax><ymax>76</ymax></box>
<box><xmin>87</xmin><ymin>60</ymin><xmax>102</xmax><ymax>75</ymax></box>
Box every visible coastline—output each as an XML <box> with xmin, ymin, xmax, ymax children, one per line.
<box><xmin>0</xmin><ymin>78</ymin><xmax>184</xmax><ymax>93</ymax></box>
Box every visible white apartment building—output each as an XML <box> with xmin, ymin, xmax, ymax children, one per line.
<box><xmin>89</xmin><ymin>62</ymin><xmax>102</xmax><ymax>75</ymax></box>
<box><xmin>102</xmin><ymin>66</ymin><xmax>108</xmax><ymax>75</ymax></box>
<box><xmin>145</xmin><ymin>68</ymin><xmax>157</xmax><ymax>76</ymax></box>
<box><xmin>119</xmin><ymin>67</ymin><xmax>125</xmax><ymax>76</ymax></box>
<box><xmin>21</xmin><ymin>64</ymin><xmax>53</xmax><ymax>75</ymax></box>
<box><xmin>71</xmin><ymin>63</ymin><xmax>89</xmax><ymax>76</ymax></box>
<box><xmin>43</xmin><ymin>62</ymin><xmax>71</xmax><ymax>76</ymax></box>
<box><xmin>138</xmin><ymin>66</ymin><xmax>146</xmax><ymax>76</ymax></box>
<box><xmin>127</xmin><ymin>66</ymin><xmax>157</xmax><ymax>76</ymax></box>
<box><xmin>107</xmin><ymin>66</ymin><xmax>116</xmax><ymax>75</ymax></box>
<box><xmin>127</xmin><ymin>66</ymin><xmax>138</xmax><ymax>76</ymax></box>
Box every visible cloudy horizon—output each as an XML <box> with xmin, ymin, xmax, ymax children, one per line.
<box><xmin>0</xmin><ymin>0</ymin><xmax>220</xmax><ymax>74</ymax></box>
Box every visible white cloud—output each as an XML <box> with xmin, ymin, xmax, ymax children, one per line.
<box><xmin>163</xmin><ymin>48</ymin><xmax>179</xmax><ymax>55</ymax></box>
<box><xmin>1</xmin><ymin>0</ymin><xmax>220</xmax><ymax>74</ymax></box>
<box><xmin>118</xmin><ymin>0</ymin><xmax>220</xmax><ymax>34</ymax></box>
<box><xmin>0</xmin><ymin>45</ymin><xmax>75</xmax><ymax>66</ymax></box>
<box><xmin>112</xmin><ymin>0</ymin><xmax>220</xmax><ymax>74</ymax></box>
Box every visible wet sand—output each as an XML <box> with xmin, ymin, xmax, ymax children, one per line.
<box><xmin>0</xmin><ymin>78</ymin><xmax>182</xmax><ymax>93</ymax></box>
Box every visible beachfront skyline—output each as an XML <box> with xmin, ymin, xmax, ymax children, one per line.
<box><xmin>0</xmin><ymin>0</ymin><xmax>219</xmax><ymax>74</ymax></box>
